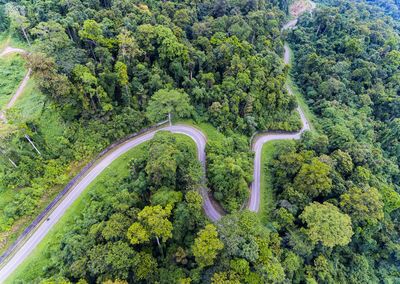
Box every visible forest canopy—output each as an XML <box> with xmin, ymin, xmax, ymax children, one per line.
<box><xmin>0</xmin><ymin>0</ymin><xmax>399</xmax><ymax>283</ymax></box>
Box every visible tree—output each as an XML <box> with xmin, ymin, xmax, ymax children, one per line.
<box><xmin>115</xmin><ymin>61</ymin><xmax>129</xmax><ymax>87</ymax></box>
<box><xmin>133</xmin><ymin>252</ymin><xmax>157</xmax><ymax>281</ymax></box>
<box><xmin>146</xmin><ymin>89</ymin><xmax>193</xmax><ymax>122</ymax></box>
<box><xmin>294</xmin><ymin>158</ymin><xmax>332</xmax><ymax>198</ymax></box>
<box><xmin>117</xmin><ymin>29</ymin><xmax>143</xmax><ymax>64</ymax></box>
<box><xmin>127</xmin><ymin>205</ymin><xmax>173</xmax><ymax>255</ymax></box>
<box><xmin>5</xmin><ymin>3</ymin><xmax>31</xmax><ymax>45</ymax></box>
<box><xmin>126</xmin><ymin>222</ymin><xmax>149</xmax><ymax>245</ymax></box>
<box><xmin>27</xmin><ymin>52</ymin><xmax>71</xmax><ymax>102</ymax></box>
<box><xmin>103</xmin><ymin>280</ymin><xmax>128</xmax><ymax>284</ymax></box>
<box><xmin>211</xmin><ymin>272</ymin><xmax>241</xmax><ymax>284</ymax></box>
<box><xmin>379</xmin><ymin>185</ymin><xmax>400</xmax><ymax>213</ymax></box>
<box><xmin>206</xmin><ymin>134</ymin><xmax>253</xmax><ymax>212</ymax></box>
<box><xmin>79</xmin><ymin>19</ymin><xmax>109</xmax><ymax>48</ymax></box>
<box><xmin>0</xmin><ymin>5</ymin><xmax>9</xmax><ymax>32</ymax></box>
<box><xmin>87</xmin><ymin>241</ymin><xmax>135</xmax><ymax>281</ymax></box>
<box><xmin>145</xmin><ymin>133</ymin><xmax>179</xmax><ymax>188</ymax></box>
<box><xmin>72</xmin><ymin>64</ymin><xmax>112</xmax><ymax>112</ymax></box>
<box><xmin>30</xmin><ymin>21</ymin><xmax>70</xmax><ymax>53</ymax></box>
<box><xmin>300</xmin><ymin>202</ymin><xmax>353</xmax><ymax>248</ymax></box>
<box><xmin>340</xmin><ymin>187</ymin><xmax>384</xmax><ymax>226</ymax></box>
<box><xmin>344</xmin><ymin>37</ymin><xmax>363</xmax><ymax>57</ymax></box>
<box><xmin>114</xmin><ymin>61</ymin><xmax>130</xmax><ymax>104</ymax></box>
<box><xmin>208</xmin><ymin>155</ymin><xmax>251</xmax><ymax>212</ymax></box>
<box><xmin>192</xmin><ymin>224</ymin><xmax>224</xmax><ymax>268</ymax></box>
<box><xmin>331</xmin><ymin>150</ymin><xmax>353</xmax><ymax>176</ymax></box>
<box><xmin>102</xmin><ymin>213</ymin><xmax>130</xmax><ymax>241</ymax></box>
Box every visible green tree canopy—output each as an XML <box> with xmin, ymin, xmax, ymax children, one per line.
<box><xmin>192</xmin><ymin>224</ymin><xmax>224</xmax><ymax>268</ymax></box>
<box><xmin>127</xmin><ymin>205</ymin><xmax>173</xmax><ymax>253</ymax></box>
<box><xmin>294</xmin><ymin>158</ymin><xmax>333</xmax><ymax>198</ymax></box>
<box><xmin>146</xmin><ymin>88</ymin><xmax>193</xmax><ymax>122</ymax></box>
<box><xmin>300</xmin><ymin>202</ymin><xmax>353</xmax><ymax>248</ymax></box>
<box><xmin>340</xmin><ymin>187</ymin><xmax>384</xmax><ymax>226</ymax></box>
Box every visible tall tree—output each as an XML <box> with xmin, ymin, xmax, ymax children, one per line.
<box><xmin>146</xmin><ymin>88</ymin><xmax>193</xmax><ymax>122</ymax></box>
<box><xmin>300</xmin><ymin>202</ymin><xmax>353</xmax><ymax>248</ymax></box>
<box><xmin>192</xmin><ymin>224</ymin><xmax>224</xmax><ymax>268</ymax></box>
<box><xmin>127</xmin><ymin>205</ymin><xmax>173</xmax><ymax>256</ymax></box>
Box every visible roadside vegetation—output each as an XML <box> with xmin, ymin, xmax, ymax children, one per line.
<box><xmin>0</xmin><ymin>0</ymin><xmax>295</xmax><ymax>258</ymax></box>
<box><xmin>258</xmin><ymin>140</ymin><xmax>293</xmax><ymax>225</ymax></box>
<box><xmin>180</xmin><ymin>119</ymin><xmax>254</xmax><ymax>214</ymax></box>
<box><xmin>7</xmin><ymin>132</ymin><xmax>202</xmax><ymax>283</ymax></box>
<box><xmin>0</xmin><ymin>53</ymin><xmax>26</xmax><ymax>109</ymax></box>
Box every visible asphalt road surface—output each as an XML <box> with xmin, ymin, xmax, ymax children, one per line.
<box><xmin>0</xmin><ymin>125</ymin><xmax>216</xmax><ymax>282</ymax></box>
<box><xmin>248</xmin><ymin>0</ymin><xmax>314</xmax><ymax>212</ymax></box>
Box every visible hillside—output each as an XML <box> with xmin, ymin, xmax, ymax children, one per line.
<box><xmin>0</xmin><ymin>0</ymin><xmax>399</xmax><ymax>283</ymax></box>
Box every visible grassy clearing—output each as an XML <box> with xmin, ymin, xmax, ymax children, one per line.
<box><xmin>0</xmin><ymin>33</ymin><xmax>9</xmax><ymax>51</ymax></box>
<box><xmin>7</xmin><ymin>79</ymin><xmax>46</xmax><ymax>122</ymax></box>
<box><xmin>258</xmin><ymin>140</ymin><xmax>292</xmax><ymax>225</ymax></box>
<box><xmin>0</xmin><ymin>54</ymin><xmax>26</xmax><ymax>109</ymax></box>
<box><xmin>177</xmin><ymin>119</ymin><xmax>225</xmax><ymax>143</ymax></box>
<box><xmin>0</xmin><ymin>32</ymin><xmax>29</xmax><ymax>51</ymax></box>
<box><xmin>6</xmin><ymin>133</ymin><xmax>195</xmax><ymax>283</ymax></box>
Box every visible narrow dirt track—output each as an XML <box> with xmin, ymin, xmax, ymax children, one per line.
<box><xmin>0</xmin><ymin>46</ymin><xmax>31</xmax><ymax>123</ymax></box>
<box><xmin>0</xmin><ymin>47</ymin><xmax>26</xmax><ymax>57</ymax></box>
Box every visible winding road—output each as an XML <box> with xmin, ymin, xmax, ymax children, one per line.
<box><xmin>0</xmin><ymin>125</ymin><xmax>211</xmax><ymax>282</ymax></box>
<box><xmin>0</xmin><ymin>1</ymin><xmax>315</xmax><ymax>281</ymax></box>
<box><xmin>0</xmin><ymin>46</ymin><xmax>31</xmax><ymax>123</ymax></box>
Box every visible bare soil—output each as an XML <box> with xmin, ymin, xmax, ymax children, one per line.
<box><xmin>290</xmin><ymin>0</ymin><xmax>314</xmax><ymax>18</ymax></box>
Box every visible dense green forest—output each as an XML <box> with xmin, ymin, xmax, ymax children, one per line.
<box><xmin>0</xmin><ymin>0</ymin><xmax>295</xmax><ymax>249</ymax></box>
<box><xmin>0</xmin><ymin>0</ymin><xmax>399</xmax><ymax>282</ymax></box>
<box><xmin>285</xmin><ymin>0</ymin><xmax>400</xmax><ymax>281</ymax></box>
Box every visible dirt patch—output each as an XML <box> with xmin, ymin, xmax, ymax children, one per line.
<box><xmin>290</xmin><ymin>0</ymin><xmax>314</xmax><ymax>18</ymax></box>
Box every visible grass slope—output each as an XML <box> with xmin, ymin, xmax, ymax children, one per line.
<box><xmin>0</xmin><ymin>41</ymin><xmax>64</xmax><ymax>253</ymax></box>
<box><xmin>177</xmin><ymin>119</ymin><xmax>225</xmax><ymax>143</ymax></box>
<box><xmin>0</xmin><ymin>102</ymin><xmax>64</xmax><ymax>256</ymax></box>
<box><xmin>6</xmin><ymin>133</ymin><xmax>195</xmax><ymax>283</ymax></box>
<box><xmin>7</xmin><ymin>78</ymin><xmax>46</xmax><ymax>122</ymax></box>
<box><xmin>0</xmin><ymin>53</ymin><xmax>26</xmax><ymax>109</ymax></box>
<box><xmin>258</xmin><ymin>140</ymin><xmax>293</xmax><ymax>225</ymax></box>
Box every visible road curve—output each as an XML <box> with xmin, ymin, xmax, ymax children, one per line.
<box><xmin>0</xmin><ymin>47</ymin><xmax>27</xmax><ymax>57</ymax></box>
<box><xmin>0</xmin><ymin>124</ymin><xmax>215</xmax><ymax>281</ymax></box>
<box><xmin>248</xmin><ymin>0</ymin><xmax>315</xmax><ymax>212</ymax></box>
<box><xmin>0</xmin><ymin>1</ymin><xmax>315</xmax><ymax>279</ymax></box>
<box><xmin>248</xmin><ymin>106</ymin><xmax>311</xmax><ymax>212</ymax></box>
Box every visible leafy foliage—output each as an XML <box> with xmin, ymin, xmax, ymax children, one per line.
<box><xmin>192</xmin><ymin>224</ymin><xmax>224</xmax><ymax>268</ymax></box>
<box><xmin>300</xmin><ymin>202</ymin><xmax>353</xmax><ymax>248</ymax></box>
<box><xmin>2</xmin><ymin>0</ymin><xmax>400</xmax><ymax>282</ymax></box>
<box><xmin>146</xmin><ymin>88</ymin><xmax>193</xmax><ymax>122</ymax></box>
